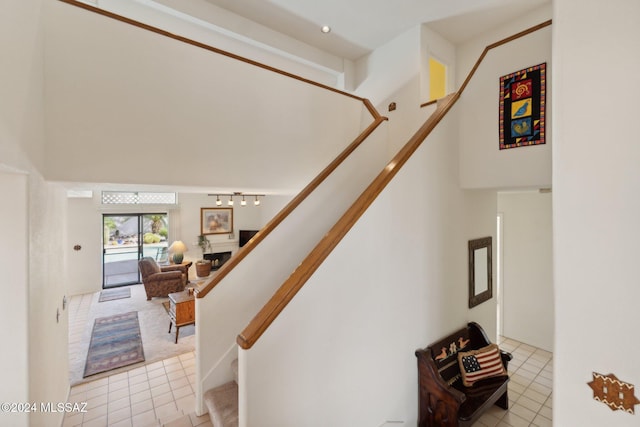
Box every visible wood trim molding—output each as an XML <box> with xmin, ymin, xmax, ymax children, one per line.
<box><xmin>238</xmin><ymin>20</ymin><xmax>553</xmax><ymax>350</ymax></box>
<box><xmin>196</xmin><ymin>115</ymin><xmax>386</xmax><ymax>298</ymax></box>
<box><xmin>57</xmin><ymin>0</ymin><xmax>389</xmax><ymax>300</ymax></box>
<box><xmin>238</xmin><ymin>95</ymin><xmax>458</xmax><ymax>349</ymax></box>
<box><xmin>57</xmin><ymin>0</ymin><xmax>367</xmax><ymax>103</ymax></box>
<box><xmin>420</xmin><ymin>99</ymin><xmax>438</xmax><ymax>108</ymax></box>
<box><xmin>421</xmin><ymin>19</ymin><xmax>552</xmax><ymax>108</ymax></box>
<box><xmin>458</xmin><ymin>20</ymin><xmax>551</xmax><ymax>95</ymax></box>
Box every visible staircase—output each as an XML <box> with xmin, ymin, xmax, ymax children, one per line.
<box><xmin>203</xmin><ymin>359</ymin><xmax>239</xmax><ymax>427</ymax></box>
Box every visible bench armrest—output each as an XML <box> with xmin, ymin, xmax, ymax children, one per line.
<box><xmin>500</xmin><ymin>350</ymin><xmax>513</xmax><ymax>371</ymax></box>
<box><xmin>416</xmin><ymin>349</ymin><xmax>466</xmax><ymax>426</ymax></box>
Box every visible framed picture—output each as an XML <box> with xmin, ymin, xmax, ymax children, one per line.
<box><xmin>499</xmin><ymin>62</ymin><xmax>546</xmax><ymax>149</ymax></box>
<box><xmin>200</xmin><ymin>207</ymin><xmax>233</xmax><ymax>235</ymax></box>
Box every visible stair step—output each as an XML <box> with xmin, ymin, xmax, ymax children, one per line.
<box><xmin>204</xmin><ymin>381</ymin><xmax>238</xmax><ymax>427</ymax></box>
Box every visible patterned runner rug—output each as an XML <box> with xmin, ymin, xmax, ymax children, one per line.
<box><xmin>83</xmin><ymin>311</ymin><xmax>145</xmax><ymax>377</ymax></box>
<box><xmin>98</xmin><ymin>287</ymin><xmax>131</xmax><ymax>303</ymax></box>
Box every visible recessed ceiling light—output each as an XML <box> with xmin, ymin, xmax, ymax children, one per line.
<box><xmin>321</xmin><ymin>25</ymin><xmax>331</xmax><ymax>34</ymax></box>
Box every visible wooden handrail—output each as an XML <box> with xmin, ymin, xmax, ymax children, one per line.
<box><xmin>238</xmin><ymin>19</ymin><xmax>552</xmax><ymax>350</ymax></box>
<box><xmin>237</xmin><ymin>94</ymin><xmax>457</xmax><ymax>350</ymax></box>
<box><xmin>56</xmin><ymin>0</ymin><xmax>388</xmax><ymax>298</ymax></box>
<box><xmin>421</xmin><ymin>99</ymin><xmax>438</xmax><ymax>108</ymax></box>
<box><xmin>58</xmin><ymin>0</ymin><xmax>369</xmax><ymax>103</ymax></box>
<box><xmin>420</xmin><ymin>19</ymin><xmax>552</xmax><ymax>109</ymax></box>
<box><xmin>196</xmin><ymin>114</ymin><xmax>386</xmax><ymax>298</ymax></box>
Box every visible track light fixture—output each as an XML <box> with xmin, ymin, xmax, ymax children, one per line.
<box><xmin>208</xmin><ymin>193</ymin><xmax>264</xmax><ymax>207</ymax></box>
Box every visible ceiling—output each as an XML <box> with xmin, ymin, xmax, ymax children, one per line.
<box><xmin>201</xmin><ymin>0</ymin><xmax>550</xmax><ymax>60</ymax></box>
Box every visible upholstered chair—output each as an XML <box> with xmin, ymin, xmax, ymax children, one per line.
<box><xmin>138</xmin><ymin>257</ymin><xmax>186</xmax><ymax>300</ymax></box>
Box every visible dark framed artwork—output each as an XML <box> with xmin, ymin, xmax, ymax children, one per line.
<box><xmin>499</xmin><ymin>63</ymin><xmax>546</xmax><ymax>150</ymax></box>
<box><xmin>468</xmin><ymin>237</ymin><xmax>492</xmax><ymax>309</ymax></box>
<box><xmin>200</xmin><ymin>207</ymin><xmax>233</xmax><ymax>235</ymax></box>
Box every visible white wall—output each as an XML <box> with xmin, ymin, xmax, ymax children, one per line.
<box><xmin>234</xmin><ymin>24</ymin><xmax>501</xmax><ymax>424</ymax></box>
<box><xmin>0</xmin><ymin>172</ymin><xmax>29</xmax><ymax>427</ymax></box>
<box><xmin>354</xmin><ymin>26</ymin><xmax>421</xmax><ymax>108</ymax></box>
<box><xmin>240</xmin><ymin>101</ymin><xmax>498</xmax><ymax>426</ymax></box>
<box><xmin>28</xmin><ymin>179</ymin><xmax>70</xmax><ymax>427</ymax></box>
<box><xmin>354</xmin><ymin>26</ymin><xmax>429</xmax><ymax>155</ymax></box>
<box><xmin>65</xmin><ymin>192</ymin><xmax>287</xmax><ymax>296</ymax></box>
<box><xmin>420</xmin><ymin>25</ymin><xmax>457</xmax><ymax>104</ymax></box>
<box><xmin>196</xmin><ymin>123</ymin><xmax>390</xmax><ymax>413</ymax></box>
<box><xmin>67</xmin><ymin>197</ymin><xmax>103</xmax><ymax>296</ymax></box>
<box><xmin>0</xmin><ymin>1</ymin><xmax>46</xmax><ymax>174</ymax></box>
<box><xmin>457</xmin><ymin>5</ymin><xmax>552</xmax><ymax>190</ymax></box>
<box><xmin>498</xmin><ymin>191</ymin><xmax>553</xmax><ymax>351</ymax></box>
<box><xmin>1</xmin><ymin>0</ymin><xmax>70</xmax><ymax>425</ymax></box>
<box><xmin>553</xmin><ymin>1</ymin><xmax>640</xmax><ymax>425</ymax></box>
<box><xmin>44</xmin><ymin>0</ymin><xmax>366</xmax><ymax>192</ymax></box>
<box><xmin>174</xmin><ymin>192</ymin><xmax>268</xmax><ymax>262</ymax></box>
<box><xmin>465</xmin><ymin>189</ymin><xmax>499</xmax><ymax>341</ymax></box>
<box><xmin>102</xmin><ymin>0</ymin><xmax>347</xmax><ymax>87</ymax></box>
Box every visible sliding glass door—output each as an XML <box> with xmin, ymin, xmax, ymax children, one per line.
<box><xmin>102</xmin><ymin>213</ymin><xmax>169</xmax><ymax>288</ymax></box>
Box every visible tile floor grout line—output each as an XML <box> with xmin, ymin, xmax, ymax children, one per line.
<box><xmin>474</xmin><ymin>336</ymin><xmax>553</xmax><ymax>427</ymax></box>
<box><xmin>67</xmin><ymin>291</ymin><xmax>552</xmax><ymax>427</ymax></box>
<box><xmin>64</xmin><ymin>291</ymin><xmax>212</xmax><ymax>427</ymax></box>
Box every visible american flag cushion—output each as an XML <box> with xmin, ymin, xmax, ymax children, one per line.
<box><xmin>457</xmin><ymin>343</ymin><xmax>506</xmax><ymax>387</ymax></box>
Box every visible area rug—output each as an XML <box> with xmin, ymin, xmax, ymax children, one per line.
<box><xmin>98</xmin><ymin>287</ymin><xmax>131</xmax><ymax>302</ymax></box>
<box><xmin>69</xmin><ymin>285</ymin><xmax>195</xmax><ymax>386</ymax></box>
<box><xmin>83</xmin><ymin>311</ymin><xmax>145</xmax><ymax>377</ymax></box>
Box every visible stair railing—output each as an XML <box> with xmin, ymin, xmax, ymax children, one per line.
<box><xmin>238</xmin><ymin>19</ymin><xmax>553</xmax><ymax>350</ymax></box>
<box><xmin>58</xmin><ymin>0</ymin><xmax>373</xmax><ymax>107</ymax></box>
<box><xmin>197</xmin><ymin>104</ymin><xmax>385</xmax><ymax>298</ymax></box>
<box><xmin>56</xmin><ymin>0</ymin><xmax>387</xmax><ymax>298</ymax></box>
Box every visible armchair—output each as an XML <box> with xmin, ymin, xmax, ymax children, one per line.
<box><xmin>138</xmin><ymin>257</ymin><xmax>186</xmax><ymax>300</ymax></box>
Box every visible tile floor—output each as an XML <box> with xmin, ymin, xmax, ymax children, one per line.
<box><xmin>473</xmin><ymin>337</ymin><xmax>554</xmax><ymax>427</ymax></box>
<box><xmin>64</xmin><ymin>290</ymin><xmax>209</xmax><ymax>427</ymax></box>
<box><xmin>63</xmin><ymin>352</ymin><xmax>211</xmax><ymax>427</ymax></box>
<box><xmin>68</xmin><ymin>286</ymin><xmax>196</xmax><ymax>386</ymax></box>
<box><xmin>65</xmin><ymin>293</ymin><xmax>552</xmax><ymax>427</ymax></box>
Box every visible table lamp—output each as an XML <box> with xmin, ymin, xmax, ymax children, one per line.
<box><xmin>168</xmin><ymin>240</ymin><xmax>188</xmax><ymax>264</ymax></box>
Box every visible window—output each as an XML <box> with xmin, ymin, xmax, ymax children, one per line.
<box><xmin>101</xmin><ymin>191</ymin><xmax>177</xmax><ymax>205</ymax></box>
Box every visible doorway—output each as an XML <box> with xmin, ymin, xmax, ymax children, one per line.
<box><xmin>496</xmin><ymin>212</ymin><xmax>504</xmax><ymax>338</ymax></box>
<box><xmin>102</xmin><ymin>213</ymin><xmax>168</xmax><ymax>288</ymax></box>
<box><xmin>496</xmin><ymin>191</ymin><xmax>554</xmax><ymax>351</ymax></box>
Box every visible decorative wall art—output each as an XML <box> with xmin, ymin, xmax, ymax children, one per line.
<box><xmin>469</xmin><ymin>237</ymin><xmax>492</xmax><ymax>308</ymax></box>
<box><xmin>499</xmin><ymin>63</ymin><xmax>546</xmax><ymax>150</ymax></box>
<box><xmin>201</xmin><ymin>207</ymin><xmax>233</xmax><ymax>235</ymax></box>
<box><xmin>588</xmin><ymin>372</ymin><xmax>640</xmax><ymax>414</ymax></box>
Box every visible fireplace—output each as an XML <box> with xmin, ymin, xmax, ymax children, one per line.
<box><xmin>203</xmin><ymin>251</ymin><xmax>232</xmax><ymax>270</ymax></box>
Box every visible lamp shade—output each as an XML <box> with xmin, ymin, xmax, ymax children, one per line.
<box><xmin>168</xmin><ymin>240</ymin><xmax>188</xmax><ymax>254</ymax></box>
<box><xmin>168</xmin><ymin>240</ymin><xmax>188</xmax><ymax>263</ymax></box>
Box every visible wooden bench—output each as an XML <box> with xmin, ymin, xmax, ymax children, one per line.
<box><xmin>415</xmin><ymin>322</ymin><xmax>512</xmax><ymax>427</ymax></box>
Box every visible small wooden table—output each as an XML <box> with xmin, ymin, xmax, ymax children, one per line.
<box><xmin>168</xmin><ymin>290</ymin><xmax>195</xmax><ymax>343</ymax></box>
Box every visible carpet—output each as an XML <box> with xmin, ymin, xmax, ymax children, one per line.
<box><xmin>69</xmin><ymin>285</ymin><xmax>195</xmax><ymax>386</ymax></box>
<box><xmin>98</xmin><ymin>287</ymin><xmax>131</xmax><ymax>302</ymax></box>
<box><xmin>83</xmin><ymin>311</ymin><xmax>145</xmax><ymax>377</ymax></box>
